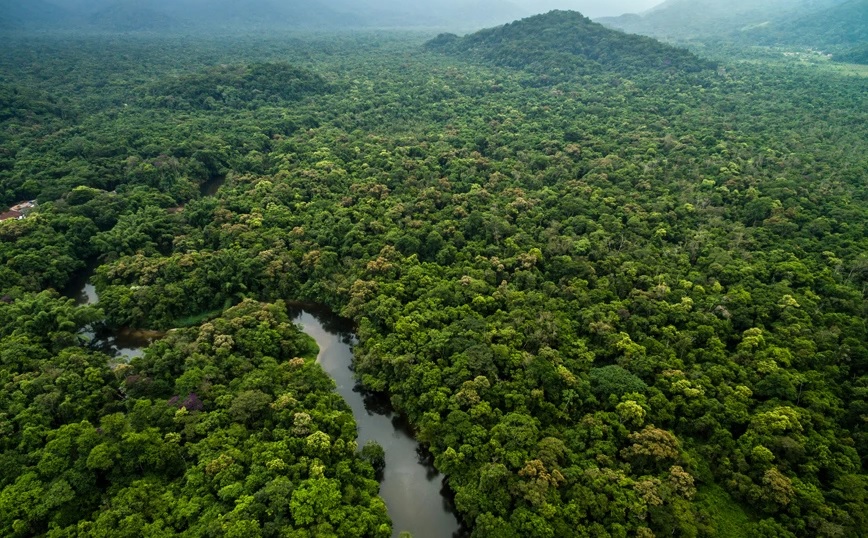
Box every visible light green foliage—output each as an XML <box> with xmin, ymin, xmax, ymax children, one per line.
<box><xmin>0</xmin><ymin>14</ymin><xmax>866</xmax><ymax>538</ymax></box>
<box><xmin>0</xmin><ymin>300</ymin><xmax>389</xmax><ymax>536</ymax></box>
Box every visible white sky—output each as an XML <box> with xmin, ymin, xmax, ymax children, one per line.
<box><xmin>515</xmin><ymin>1</ymin><xmax>664</xmax><ymax>18</ymax></box>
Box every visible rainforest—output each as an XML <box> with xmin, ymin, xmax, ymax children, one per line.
<box><xmin>0</xmin><ymin>4</ymin><xmax>866</xmax><ymax>538</ymax></box>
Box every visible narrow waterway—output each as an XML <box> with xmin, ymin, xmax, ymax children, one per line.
<box><xmin>66</xmin><ymin>270</ymin><xmax>158</xmax><ymax>360</ymax></box>
<box><xmin>288</xmin><ymin>305</ymin><xmax>465</xmax><ymax>538</ymax></box>
<box><xmin>68</xmin><ymin>270</ymin><xmax>465</xmax><ymax>537</ymax></box>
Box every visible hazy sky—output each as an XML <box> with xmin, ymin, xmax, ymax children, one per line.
<box><xmin>516</xmin><ymin>1</ymin><xmax>663</xmax><ymax>18</ymax></box>
<box><xmin>49</xmin><ymin>1</ymin><xmax>666</xmax><ymax>19</ymax></box>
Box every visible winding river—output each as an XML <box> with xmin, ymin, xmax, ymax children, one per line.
<box><xmin>69</xmin><ymin>276</ymin><xmax>464</xmax><ymax>537</ymax></box>
<box><xmin>287</xmin><ymin>304</ymin><xmax>464</xmax><ymax>538</ymax></box>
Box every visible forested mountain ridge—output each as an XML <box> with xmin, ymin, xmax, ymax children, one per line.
<box><xmin>597</xmin><ymin>0</ymin><xmax>846</xmax><ymax>40</ymax></box>
<box><xmin>0</xmin><ymin>0</ymin><xmax>69</xmax><ymax>28</ymax></box>
<box><xmin>599</xmin><ymin>0</ymin><xmax>867</xmax><ymax>64</ymax></box>
<box><xmin>0</xmin><ymin>10</ymin><xmax>867</xmax><ymax>538</ymax></box>
<box><xmin>747</xmin><ymin>0</ymin><xmax>868</xmax><ymax>50</ymax></box>
<box><xmin>426</xmin><ymin>10</ymin><xmax>712</xmax><ymax>80</ymax></box>
<box><xmin>0</xmin><ymin>0</ymin><xmax>362</xmax><ymax>31</ymax></box>
<box><xmin>87</xmin><ymin>2</ymin><xmax>180</xmax><ymax>33</ymax></box>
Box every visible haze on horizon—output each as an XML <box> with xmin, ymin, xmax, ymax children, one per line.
<box><xmin>11</xmin><ymin>0</ymin><xmax>662</xmax><ymax>31</ymax></box>
<box><xmin>516</xmin><ymin>0</ymin><xmax>662</xmax><ymax>18</ymax></box>
<box><xmin>46</xmin><ymin>0</ymin><xmax>663</xmax><ymax>16</ymax></box>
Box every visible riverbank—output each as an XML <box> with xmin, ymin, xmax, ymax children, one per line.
<box><xmin>292</xmin><ymin>306</ymin><xmax>464</xmax><ymax>538</ymax></box>
<box><xmin>66</xmin><ymin>272</ymin><xmax>463</xmax><ymax>537</ymax></box>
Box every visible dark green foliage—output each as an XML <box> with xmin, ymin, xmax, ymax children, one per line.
<box><xmin>426</xmin><ymin>10</ymin><xmax>712</xmax><ymax>80</ymax></box>
<box><xmin>589</xmin><ymin>365</ymin><xmax>648</xmax><ymax>399</ymax></box>
<box><xmin>0</xmin><ymin>85</ymin><xmax>70</xmax><ymax>123</ymax></box>
<box><xmin>836</xmin><ymin>43</ymin><xmax>868</xmax><ymax>65</ymax></box>
<box><xmin>360</xmin><ymin>440</ymin><xmax>386</xmax><ymax>475</ymax></box>
<box><xmin>149</xmin><ymin>63</ymin><xmax>332</xmax><ymax>110</ymax></box>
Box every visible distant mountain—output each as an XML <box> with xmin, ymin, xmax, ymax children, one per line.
<box><xmin>322</xmin><ymin>0</ymin><xmax>529</xmax><ymax>29</ymax></box>
<box><xmin>160</xmin><ymin>0</ymin><xmax>359</xmax><ymax>29</ymax></box>
<box><xmin>598</xmin><ymin>0</ymin><xmax>846</xmax><ymax>41</ymax></box>
<box><xmin>598</xmin><ymin>0</ymin><xmax>866</xmax><ymax>64</ymax></box>
<box><xmin>749</xmin><ymin>0</ymin><xmax>868</xmax><ymax>49</ymax></box>
<box><xmin>5</xmin><ymin>0</ymin><xmax>359</xmax><ymax>32</ymax></box>
<box><xmin>48</xmin><ymin>0</ymin><xmax>113</xmax><ymax>11</ymax></box>
<box><xmin>0</xmin><ymin>0</ymin><xmax>70</xmax><ymax>28</ymax></box>
<box><xmin>89</xmin><ymin>2</ymin><xmax>180</xmax><ymax>32</ymax></box>
<box><xmin>426</xmin><ymin>10</ymin><xmax>712</xmax><ymax>80</ymax></box>
<box><xmin>5</xmin><ymin>0</ymin><xmax>528</xmax><ymax>32</ymax></box>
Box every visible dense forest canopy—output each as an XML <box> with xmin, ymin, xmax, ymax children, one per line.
<box><xmin>1</xmin><ymin>7</ymin><xmax>867</xmax><ymax>538</ymax></box>
<box><xmin>0</xmin><ymin>296</ymin><xmax>390</xmax><ymax>536</ymax></box>
<box><xmin>148</xmin><ymin>63</ymin><xmax>332</xmax><ymax>110</ymax></box>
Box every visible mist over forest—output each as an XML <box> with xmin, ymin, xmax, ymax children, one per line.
<box><xmin>598</xmin><ymin>0</ymin><xmax>867</xmax><ymax>64</ymax></box>
<box><xmin>2</xmin><ymin>0</ymin><xmax>864</xmax><ymax>60</ymax></box>
<box><xmin>0</xmin><ymin>0</ymin><xmax>660</xmax><ymax>31</ymax></box>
